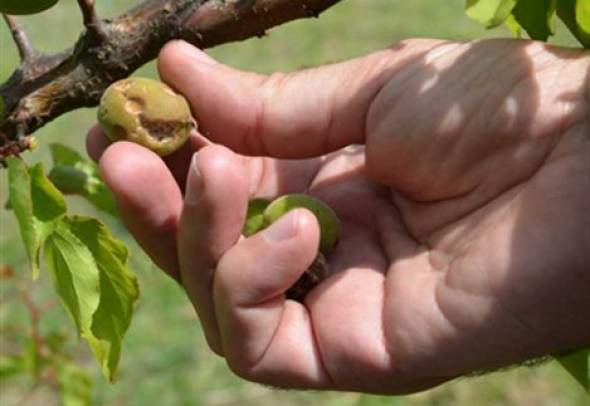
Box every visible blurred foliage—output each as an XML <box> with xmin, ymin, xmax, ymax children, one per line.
<box><xmin>0</xmin><ymin>0</ymin><xmax>586</xmax><ymax>405</ymax></box>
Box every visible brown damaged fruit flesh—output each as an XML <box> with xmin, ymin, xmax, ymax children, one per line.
<box><xmin>98</xmin><ymin>78</ymin><xmax>196</xmax><ymax>156</ymax></box>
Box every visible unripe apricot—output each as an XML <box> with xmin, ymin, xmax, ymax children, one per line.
<box><xmin>48</xmin><ymin>165</ymin><xmax>89</xmax><ymax>195</ymax></box>
<box><xmin>243</xmin><ymin>198</ymin><xmax>270</xmax><ymax>237</ymax></box>
<box><xmin>98</xmin><ymin>78</ymin><xmax>195</xmax><ymax>156</ymax></box>
<box><xmin>263</xmin><ymin>194</ymin><xmax>340</xmax><ymax>254</ymax></box>
<box><xmin>243</xmin><ymin>194</ymin><xmax>340</xmax><ymax>301</ymax></box>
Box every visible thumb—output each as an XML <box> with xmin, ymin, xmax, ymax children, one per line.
<box><xmin>157</xmin><ymin>40</ymin><xmax>435</xmax><ymax>159</ymax></box>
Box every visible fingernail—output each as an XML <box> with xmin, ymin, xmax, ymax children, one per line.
<box><xmin>185</xmin><ymin>153</ymin><xmax>204</xmax><ymax>204</ymax></box>
<box><xmin>262</xmin><ymin>210</ymin><xmax>299</xmax><ymax>243</ymax></box>
<box><xmin>176</xmin><ymin>40</ymin><xmax>217</xmax><ymax>66</ymax></box>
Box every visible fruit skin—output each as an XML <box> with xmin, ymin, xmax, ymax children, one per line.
<box><xmin>48</xmin><ymin>165</ymin><xmax>89</xmax><ymax>195</ymax></box>
<box><xmin>243</xmin><ymin>198</ymin><xmax>270</xmax><ymax>237</ymax></box>
<box><xmin>97</xmin><ymin>78</ymin><xmax>195</xmax><ymax>157</ymax></box>
<box><xmin>0</xmin><ymin>0</ymin><xmax>59</xmax><ymax>15</ymax></box>
<box><xmin>243</xmin><ymin>194</ymin><xmax>340</xmax><ymax>301</ymax></box>
<box><xmin>263</xmin><ymin>194</ymin><xmax>339</xmax><ymax>254</ymax></box>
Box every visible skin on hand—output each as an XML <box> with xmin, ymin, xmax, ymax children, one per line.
<box><xmin>87</xmin><ymin>38</ymin><xmax>590</xmax><ymax>394</ymax></box>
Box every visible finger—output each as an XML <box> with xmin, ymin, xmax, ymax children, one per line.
<box><xmin>162</xmin><ymin>130</ymin><xmax>212</xmax><ymax>191</ymax></box>
<box><xmin>177</xmin><ymin>144</ymin><xmax>250</xmax><ymax>355</ymax></box>
<box><xmin>88</xmin><ymin>119</ymin><xmax>322</xmax><ymax>213</ymax></box>
<box><xmin>99</xmin><ymin>142</ymin><xmax>183</xmax><ymax>279</ymax></box>
<box><xmin>86</xmin><ymin>125</ymin><xmax>110</xmax><ymax>162</ymax></box>
<box><xmin>87</xmin><ymin>122</ymin><xmax>211</xmax><ymax>189</ymax></box>
<box><xmin>245</xmin><ymin>156</ymin><xmax>323</xmax><ymax>199</ymax></box>
<box><xmin>158</xmin><ymin>40</ymin><xmax>440</xmax><ymax>159</ymax></box>
<box><xmin>214</xmin><ymin>209</ymin><xmax>331</xmax><ymax>388</ymax></box>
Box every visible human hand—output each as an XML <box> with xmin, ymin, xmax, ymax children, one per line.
<box><xmin>87</xmin><ymin>38</ymin><xmax>590</xmax><ymax>393</ymax></box>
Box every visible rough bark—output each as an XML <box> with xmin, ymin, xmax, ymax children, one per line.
<box><xmin>0</xmin><ymin>0</ymin><xmax>342</xmax><ymax>158</ymax></box>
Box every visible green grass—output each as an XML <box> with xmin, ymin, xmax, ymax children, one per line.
<box><xmin>0</xmin><ymin>0</ymin><xmax>586</xmax><ymax>405</ymax></box>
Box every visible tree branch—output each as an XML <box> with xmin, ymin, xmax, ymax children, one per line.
<box><xmin>2</xmin><ymin>15</ymin><xmax>37</xmax><ymax>62</ymax></box>
<box><xmin>76</xmin><ymin>0</ymin><xmax>106</xmax><ymax>42</ymax></box>
<box><xmin>0</xmin><ymin>0</ymin><xmax>342</xmax><ymax>159</ymax></box>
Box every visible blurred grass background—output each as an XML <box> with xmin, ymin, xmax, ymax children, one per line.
<box><xmin>0</xmin><ymin>0</ymin><xmax>586</xmax><ymax>405</ymax></box>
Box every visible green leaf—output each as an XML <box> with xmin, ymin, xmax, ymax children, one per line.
<box><xmin>49</xmin><ymin>143</ymin><xmax>119</xmax><ymax>217</ymax></box>
<box><xmin>556</xmin><ymin>349</ymin><xmax>589</xmax><ymax>392</ymax></box>
<box><xmin>7</xmin><ymin>158</ymin><xmax>36</xmax><ymax>273</ymax></box>
<box><xmin>512</xmin><ymin>0</ymin><xmax>557</xmax><ymax>41</ymax></box>
<box><xmin>45</xmin><ymin>216</ymin><xmax>139</xmax><ymax>382</ymax></box>
<box><xmin>465</xmin><ymin>0</ymin><xmax>518</xmax><ymax>28</ymax></box>
<box><xmin>60</xmin><ymin>216</ymin><xmax>139</xmax><ymax>383</ymax></box>
<box><xmin>7</xmin><ymin>157</ymin><xmax>67</xmax><ymax>278</ymax></box>
<box><xmin>504</xmin><ymin>13</ymin><xmax>523</xmax><ymax>36</ymax></box>
<box><xmin>44</xmin><ymin>223</ymin><xmax>101</xmax><ymax>338</ymax></box>
<box><xmin>30</xmin><ymin>164</ymin><xmax>69</xmax><ymax>239</ymax></box>
<box><xmin>50</xmin><ymin>143</ymin><xmax>87</xmax><ymax>166</ymax></box>
<box><xmin>57</xmin><ymin>361</ymin><xmax>93</xmax><ymax>406</ymax></box>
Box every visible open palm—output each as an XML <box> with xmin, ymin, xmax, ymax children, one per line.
<box><xmin>89</xmin><ymin>38</ymin><xmax>589</xmax><ymax>394</ymax></box>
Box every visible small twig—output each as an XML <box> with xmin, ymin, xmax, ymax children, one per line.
<box><xmin>2</xmin><ymin>14</ymin><xmax>37</xmax><ymax>62</ymax></box>
<box><xmin>76</xmin><ymin>0</ymin><xmax>106</xmax><ymax>42</ymax></box>
<box><xmin>0</xmin><ymin>126</ymin><xmax>36</xmax><ymax>163</ymax></box>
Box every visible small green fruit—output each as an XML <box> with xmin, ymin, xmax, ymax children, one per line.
<box><xmin>243</xmin><ymin>198</ymin><xmax>270</xmax><ymax>237</ymax></box>
<box><xmin>98</xmin><ymin>78</ymin><xmax>195</xmax><ymax>157</ymax></box>
<box><xmin>0</xmin><ymin>0</ymin><xmax>59</xmax><ymax>15</ymax></box>
<box><xmin>49</xmin><ymin>165</ymin><xmax>89</xmax><ymax>195</ymax></box>
<box><xmin>263</xmin><ymin>194</ymin><xmax>339</xmax><ymax>253</ymax></box>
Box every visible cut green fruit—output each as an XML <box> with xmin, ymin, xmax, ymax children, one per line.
<box><xmin>263</xmin><ymin>194</ymin><xmax>339</xmax><ymax>254</ymax></box>
<box><xmin>243</xmin><ymin>198</ymin><xmax>270</xmax><ymax>237</ymax></box>
<box><xmin>98</xmin><ymin>78</ymin><xmax>196</xmax><ymax>157</ymax></box>
<box><xmin>0</xmin><ymin>0</ymin><xmax>59</xmax><ymax>15</ymax></box>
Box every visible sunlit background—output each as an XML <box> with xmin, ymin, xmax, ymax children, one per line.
<box><xmin>0</xmin><ymin>0</ymin><xmax>585</xmax><ymax>404</ymax></box>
